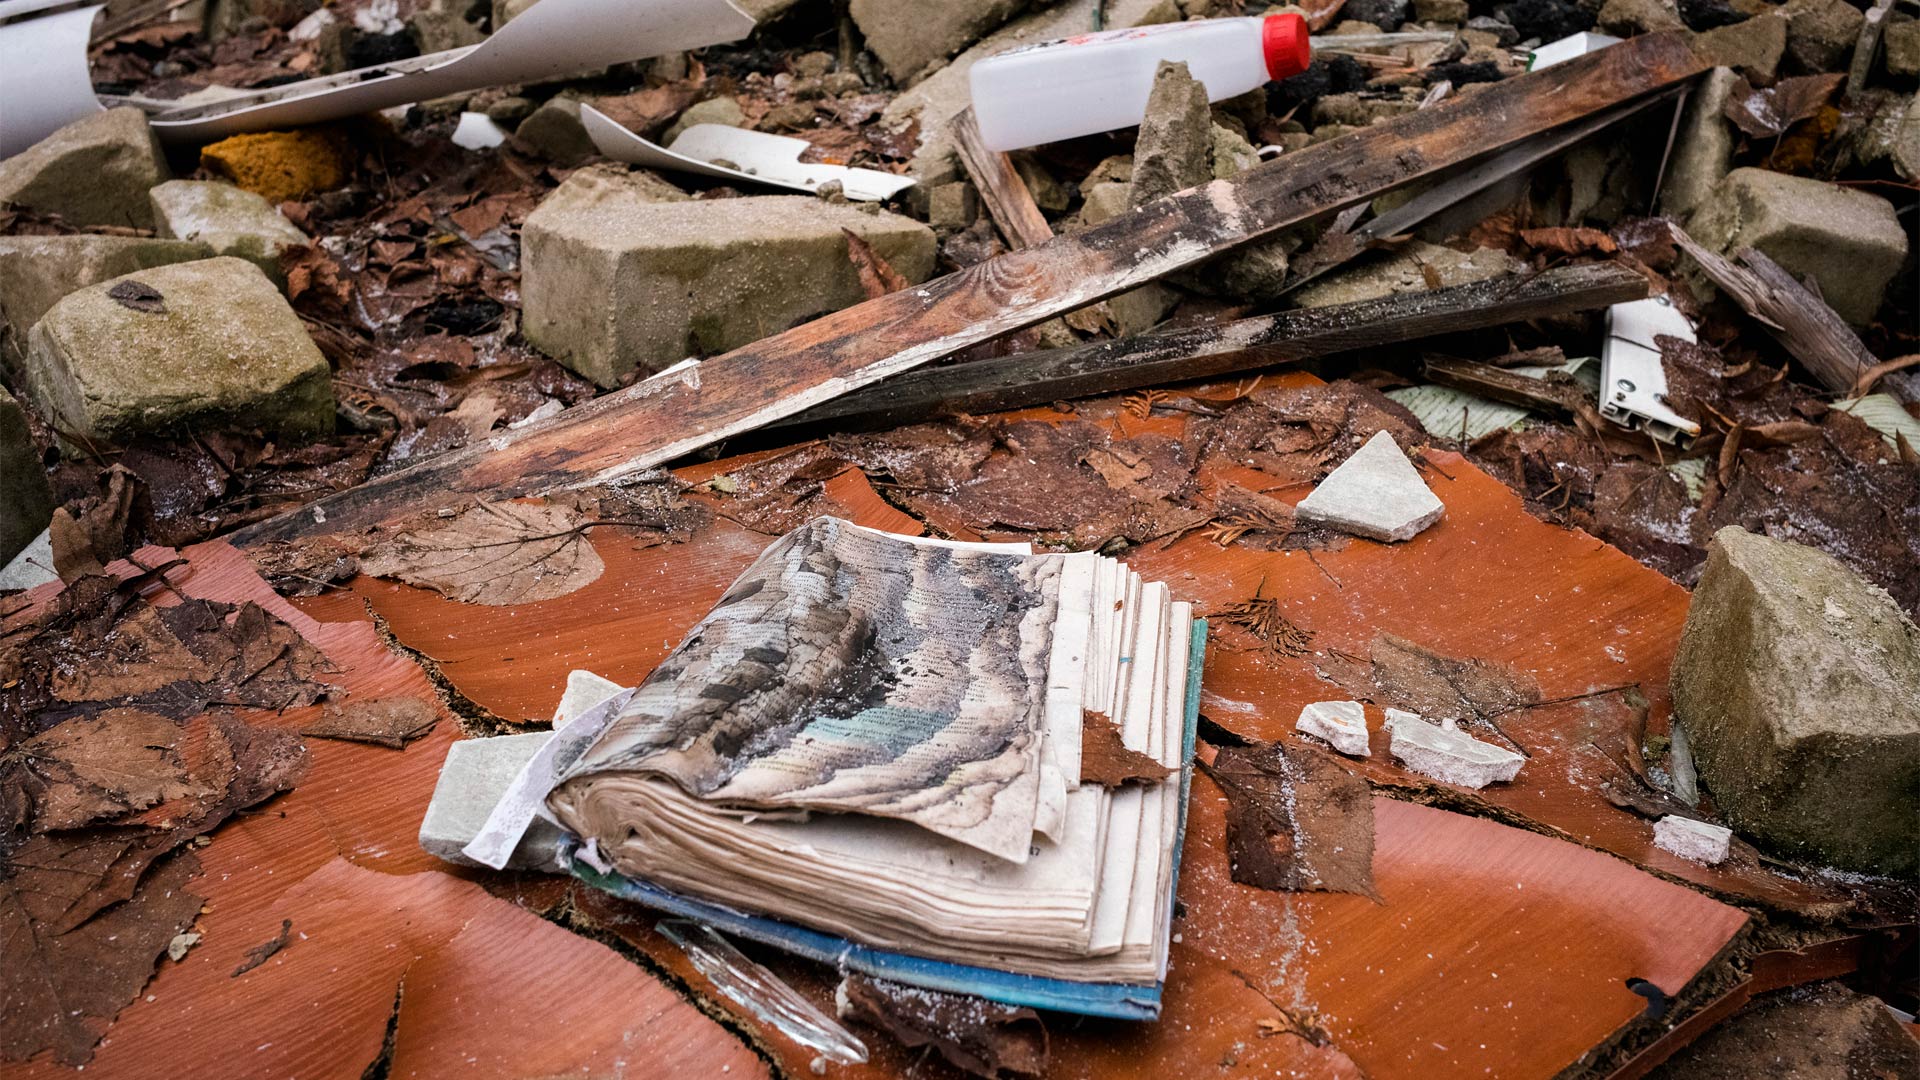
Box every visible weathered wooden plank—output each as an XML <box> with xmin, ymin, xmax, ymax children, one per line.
<box><xmin>777</xmin><ymin>262</ymin><xmax>1647</xmax><ymax>431</ymax></box>
<box><xmin>233</xmin><ymin>33</ymin><xmax>1707</xmax><ymax>547</ymax></box>
<box><xmin>951</xmin><ymin>106</ymin><xmax>1054</xmax><ymax>249</ymax></box>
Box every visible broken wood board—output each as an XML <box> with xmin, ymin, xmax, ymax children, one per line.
<box><xmin>6</xmin><ymin>542</ymin><xmax>764</xmax><ymax>1079</ymax></box>
<box><xmin>233</xmin><ymin>33</ymin><xmax>1708</xmax><ymax>546</ymax></box>
<box><xmin>777</xmin><ymin>262</ymin><xmax>1647</xmax><ymax>432</ymax></box>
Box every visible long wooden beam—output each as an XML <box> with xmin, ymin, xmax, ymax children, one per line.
<box><xmin>234</xmin><ymin>33</ymin><xmax>1705</xmax><ymax>546</ymax></box>
<box><xmin>773</xmin><ymin>262</ymin><xmax>1647</xmax><ymax>431</ymax></box>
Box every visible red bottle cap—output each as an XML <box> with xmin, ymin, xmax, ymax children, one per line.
<box><xmin>1261</xmin><ymin>12</ymin><xmax>1311</xmax><ymax>82</ymax></box>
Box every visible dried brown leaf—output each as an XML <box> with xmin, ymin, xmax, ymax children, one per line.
<box><xmin>1326</xmin><ymin>633</ymin><xmax>1540</xmax><ymax>726</ymax></box>
<box><xmin>844</xmin><ymin>228</ymin><xmax>909</xmax><ymax>300</ymax></box>
<box><xmin>1079</xmin><ymin>710</ymin><xmax>1172</xmax><ymax>787</ymax></box>
<box><xmin>359</xmin><ymin>500</ymin><xmax>606</xmax><ymax>605</ymax></box>
<box><xmin>1518</xmin><ymin>227</ymin><xmax>1618</xmax><ymax>256</ymax></box>
<box><xmin>1201</xmin><ymin>742</ymin><xmax>1377</xmax><ymax>898</ymax></box>
<box><xmin>837</xmin><ymin>973</ymin><xmax>1047</xmax><ymax>1079</ymax></box>
<box><xmin>300</xmin><ymin>696</ymin><xmax>439</xmax><ymax>749</ymax></box>
<box><xmin>6</xmin><ymin>709</ymin><xmax>205</xmax><ymax>832</ymax></box>
<box><xmin>231</xmin><ymin>917</ymin><xmax>292</xmax><ymax>977</ymax></box>
<box><xmin>105</xmin><ymin>279</ymin><xmax>165</xmax><ymax>314</ymax></box>
<box><xmin>1723</xmin><ymin>73</ymin><xmax>1845</xmax><ymax>139</ymax></box>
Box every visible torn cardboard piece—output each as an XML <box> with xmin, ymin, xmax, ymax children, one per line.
<box><xmin>580</xmin><ymin>107</ymin><xmax>917</xmax><ymax>201</ymax></box>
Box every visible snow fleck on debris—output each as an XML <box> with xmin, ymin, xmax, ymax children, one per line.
<box><xmin>1385</xmin><ymin>709</ymin><xmax>1523</xmax><ymax>789</ymax></box>
<box><xmin>1653</xmin><ymin>815</ymin><xmax>1733</xmax><ymax>865</ymax></box>
<box><xmin>1294</xmin><ymin>431</ymin><xmax>1445</xmax><ymax>542</ymax></box>
<box><xmin>1295</xmin><ymin>700</ymin><xmax>1371</xmax><ymax>757</ymax></box>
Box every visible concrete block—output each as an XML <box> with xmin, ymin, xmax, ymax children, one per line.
<box><xmin>1653</xmin><ymin>815</ymin><xmax>1733</xmax><ymax>864</ymax></box>
<box><xmin>1387</xmin><ymin>709</ymin><xmax>1524</xmax><ymax>788</ymax></box>
<box><xmin>522</xmin><ymin>185</ymin><xmax>935</xmax><ymax>385</ymax></box>
<box><xmin>850</xmin><ymin>0</ymin><xmax>1026</xmax><ymax>83</ymax></box>
<box><xmin>1779</xmin><ymin>0</ymin><xmax>1864</xmax><ymax>73</ymax></box>
<box><xmin>1660</xmin><ymin>68</ymin><xmax>1740</xmax><ymax>221</ymax></box>
<box><xmin>0</xmin><ymin>235</ymin><xmax>213</xmax><ymax>354</ymax></box>
<box><xmin>1887</xmin><ymin>19</ymin><xmax>1920</xmax><ymax>79</ymax></box>
<box><xmin>23</xmin><ymin>257</ymin><xmax>334</xmax><ymax>444</ymax></box>
<box><xmin>1296</xmin><ymin>700</ymin><xmax>1371</xmax><ymax>757</ymax></box>
<box><xmin>420</xmin><ymin>731</ymin><xmax>566</xmax><ymax>872</ymax></box>
<box><xmin>1671</xmin><ymin>527</ymin><xmax>1920</xmax><ymax>875</ymax></box>
<box><xmin>0</xmin><ymin>108</ymin><xmax>169</xmax><ymax>229</ymax></box>
<box><xmin>1295</xmin><ymin>431</ymin><xmax>1445</xmax><ymax>542</ymax></box>
<box><xmin>1689</xmin><ymin>168</ymin><xmax>1907</xmax><ymax>326</ymax></box>
<box><xmin>149</xmin><ymin>180</ymin><xmax>309</xmax><ymax>284</ymax></box>
<box><xmin>514</xmin><ymin>96</ymin><xmax>597</xmax><ymax>166</ymax></box>
<box><xmin>1691</xmin><ymin>13</ymin><xmax>1788</xmax><ymax>78</ymax></box>
<box><xmin>0</xmin><ymin>387</ymin><xmax>53</xmax><ymax>566</ymax></box>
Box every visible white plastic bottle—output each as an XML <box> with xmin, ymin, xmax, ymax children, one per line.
<box><xmin>969</xmin><ymin>13</ymin><xmax>1311</xmax><ymax>152</ymax></box>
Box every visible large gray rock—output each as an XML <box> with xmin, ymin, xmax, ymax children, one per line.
<box><xmin>148</xmin><ymin>180</ymin><xmax>309</xmax><ymax>284</ymax></box>
<box><xmin>0</xmin><ymin>108</ymin><xmax>169</xmax><ymax>229</ymax></box>
<box><xmin>522</xmin><ymin>176</ymin><xmax>936</xmax><ymax>385</ymax></box>
<box><xmin>1671</xmin><ymin>527</ymin><xmax>1920</xmax><ymax>875</ymax></box>
<box><xmin>0</xmin><ymin>235</ymin><xmax>213</xmax><ymax>356</ymax></box>
<box><xmin>1688</xmin><ymin>168</ymin><xmax>1907</xmax><ymax>326</ymax></box>
<box><xmin>851</xmin><ymin>0</ymin><xmax>1027</xmax><ymax>84</ymax></box>
<box><xmin>23</xmin><ymin>257</ymin><xmax>334</xmax><ymax>444</ymax></box>
<box><xmin>0</xmin><ymin>387</ymin><xmax>53</xmax><ymax>567</ymax></box>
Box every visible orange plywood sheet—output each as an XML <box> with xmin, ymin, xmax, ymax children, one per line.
<box><xmin>10</xmin><ymin>542</ymin><xmax>764</xmax><ymax>1080</ymax></box>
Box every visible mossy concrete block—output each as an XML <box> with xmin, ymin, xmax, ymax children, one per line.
<box><xmin>23</xmin><ymin>257</ymin><xmax>334</xmax><ymax>444</ymax></box>
<box><xmin>522</xmin><ymin>185</ymin><xmax>935</xmax><ymax>386</ymax></box>
<box><xmin>149</xmin><ymin>180</ymin><xmax>309</xmax><ymax>285</ymax></box>
<box><xmin>0</xmin><ymin>235</ymin><xmax>213</xmax><ymax>352</ymax></box>
<box><xmin>1671</xmin><ymin>527</ymin><xmax>1920</xmax><ymax>875</ymax></box>
<box><xmin>1689</xmin><ymin>167</ymin><xmax>1907</xmax><ymax>326</ymax></box>
<box><xmin>0</xmin><ymin>108</ymin><xmax>169</xmax><ymax>229</ymax></box>
<box><xmin>0</xmin><ymin>387</ymin><xmax>53</xmax><ymax>566</ymax></box>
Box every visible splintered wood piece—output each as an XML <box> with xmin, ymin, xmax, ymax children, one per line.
<box><xmin>7</xmin><ymin>543</ymin><xmax>761</xmax><ymax>1079</ymax></box>
<box><xmin>233</xmin><ymin>34</ymin><xmax>1706</xmax><ymax>546</ymax></box>
<box><xmin>1669</xmin><ymin>224</ymin><xmax>1903</xmax><ymax>402</ymax></box>
<box><xmin>1422</xmin><ymin>354</ymin><xmax>1590</xmax><ymax>414</ymax></box>
<box><xmin>952</xmin><ymin>106</ymin><xmax>1054</xmax><ymax>250</ymax></box>
<box><xmin>776</xmin><ymin>262</ymin><xmax>1648</xmax><ymax>432</ymax></box>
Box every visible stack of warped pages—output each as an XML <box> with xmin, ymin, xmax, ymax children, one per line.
<box><xmin>531</xmin><ymin>518</ymin><xmax>1206</xmax><ymax>1018</ymax></box>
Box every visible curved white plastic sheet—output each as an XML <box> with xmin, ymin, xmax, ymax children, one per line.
<box><xmin>0</xmin><ymin>3</ymin><xmax>105</xmax><ymax>158</ymax></box>
<box><xmin>580</xmin><ymin>106</ymin><xmax>916</xmax><ymax>202</ymax></box>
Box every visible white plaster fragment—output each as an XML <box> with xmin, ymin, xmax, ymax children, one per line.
<box><xmin>1296</xmin><ymin>700</ymin><xmax>1371</xmax><ymax>757</ymax></box>
<box><xmin>1294</xmin><ymin>431</ymin><xmax>1445</xmax><ymax>542</ymax></box>
<box><xmin>1652</xmin><ymin>815</ymin><xmax>1732</xmax><ymax>865</ymax></box>
<box><xmin>1386</xmin><ymin>708</ymin><xmax>1523</xmax><ymax>789</ymax></box>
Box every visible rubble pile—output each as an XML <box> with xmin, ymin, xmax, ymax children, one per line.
<box><xmin>1</xmin><ymin>0</ymin><xmax>1915</xmax><ymax>1077</ymax></box>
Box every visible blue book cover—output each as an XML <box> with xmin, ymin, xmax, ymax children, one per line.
<box><xmin>563</xmin><ymin>618</ymin><xmax>1208</xmax><ymax>1021</ymax></box>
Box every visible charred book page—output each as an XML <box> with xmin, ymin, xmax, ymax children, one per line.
<box><xmin>550</xmin><ymin>518</ymin><xmax>1063</xmax><ymax>862</ymax></box>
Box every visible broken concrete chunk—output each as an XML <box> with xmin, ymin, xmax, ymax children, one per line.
<box><xmin>1652</xmin><ymin>815</ymin><xmax>1733</xmax><ymax>864</ymax></box>
<box><xmin>662</xmin><ymin>95</ymin><xmax>747</xmax><ymax>145</ymax></box>
<box><xmin>522</xmin><ymin>188</ymin><xmax>935</xmax><ymax>386</ymax></box>
<box><xmin>1292</xmin><ymin>242</ymin><xmax>1520</xmax><ymax>309</ymax></box>
<box><xmin>1296</xmin><ymin>700</ymin><xmax>1371</xmax><ymax>757</ymax></box>
<box><xmin>1294</xmin><ymin>431</ymin><xmax>1445</xmax><ymax>542</ymax></box>
<box><xmin>1411</xmin><ymin>0</ymin><xmax>1469</xmax><ymax>23</ymax></box>
<box><xmin>420</xmin><ymin>731</ymin><xmax>566</xmax><ymax>873</ymax></box>
<box><xmin>0</xmin><ymin>235</ymin><xmax>213</xmax><ymax>354</ymax></box>
<box><xmin>0</xmin><ymin>108</ymin><xmax>169</xmax><ymax>229</ymax></box>
<box><xmin>1386</xmin><ymin>709</ymin><xmax>1524</xmax><ymax>789</ymax></box>
<box><xmin>555</xmin><ymin>668</ymin><xmax>624</xmax><ymax>722</ymax></box>
<box><xmin>1597</xmin><ymin>0</ymin><xmax>1686</xmax><ymax>36</ymax></box>
<box><xmin>0</xmin><ymin>387</ymin><xmax>54</xmax><ymax>567</ymax></box>
<box><xmin>1659</xmin><ymin>68</ymin><xmax>1739</xmax><ymax>221</ymax></box>
<box><xmin>515</xmin><ymin>96</ymin><xmax>597</xmax><ymax>166</ymax></box>
<box><xmin>149</xmin><ymin>181</ymin><xmax>309</xmax><ymax>284</ymax></box>
<box><xmin>1691</xmin><ymin>13</ymin><xmax>1788</xmax><ymax>78</ymax></box>
<box><xmin>1888</xmin><ymin>19</ymin><xmax>1920</xmax><ymax>78</ymax></box>
<box><xmin>1646</xmin><ymin>982</ymin><xmax>1920</xmax><ymax>1080</ymax></box>
<box><xmin>23</xmin><ymin>257</ymin><xmax>334</xmax><ymax>445</ymax></box>
<box><xmin>406</xmin><ymin>6</ymin><xmax>484</xmax><ymax>54</ymax></box>
<box><xmin>1130</xmin><ymin>61</ymin><xmax>1214</xmax><ymax>207</ymax></box>
<box><xmin>1671</xmin><ymin>527</ymin><xmax>1920</xmax><ymax>875</ymax></box>
<box><xmin>851</xmin><ymin>0</ymin><xmax>1027</xmax><ymax>84</ymax></box>
<box><xmin>1779</xmin><ymin>0</ymin><xmax>1864</xmax><ymax>74</ymax></box>
<box><xmin>1688</xmin><ymin>167</ymin><xmax>1907</xmax><ymax>326</ymax></box>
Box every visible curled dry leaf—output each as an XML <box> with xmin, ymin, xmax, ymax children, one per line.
<box><xmin>1518</xmin><ymin>227</ymin><xmax>1618</xmax><ymax>256</ymax></box>
<box><xmin>300</xmin><ymin>696</ymin><xmax>439</xmax><ymax>749</ymax></box>
<box><xmin>836</xmin><ymin>973</ymin><xmax>1047</xmax><ymax>1080</ymax></box>
<box><xmin>359</xmin><ymin>499</ymin><xmax>606</xmax><ymax>605</ymax></box>
<box><xmin>5</xmin><ymin>708</ymin><xmax>207</xmax><ymax>832</ymax></box>
<box><xmin>844</xmin><ymin>228</ymin><xmax>910</xmax><ymax>299</ymax></box>
<box><xmin>105</xmin><ymin>279</ymin><xmax>166</xmax><ymax>314</ymax></box>
<box><xmin>1722</xmin><ymin>73</ymin><xmax>1845</xmax><ymax>139</ymax></box>
<box><xmin>1200</xmin><ymin>742</ymin><xmax>1379</xmax><ymax>899</ymax></box>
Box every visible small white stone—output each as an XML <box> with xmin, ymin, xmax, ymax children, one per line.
<box><xmin>1295</xmin><ymin>430</ymin><xmax>1445</xmax><ymax>542</ymax></box>
<box><xmin>1653</xmin><ymin>815</ymin><xmax>1733</xmax><ymax>864</ymax></box>
<box><xmin>1296</xmin><ymin>700</ymin><xmax>1371</xmax><ymax>756</ymax></box>
<box><xmin>1386</xmin><ymin>709</ymin><xmax>1523</xmax><ymax>788</ymax></box>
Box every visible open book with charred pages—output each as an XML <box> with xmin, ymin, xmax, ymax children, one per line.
<box><xmin>532</xmin><ymin>518</ymin><xmax>1205</xmax><ymax>1019</ymax></box>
